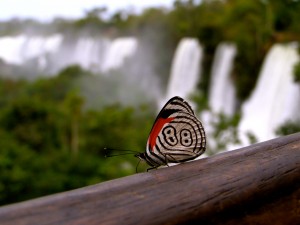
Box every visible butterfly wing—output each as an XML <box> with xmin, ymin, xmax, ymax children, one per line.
<box><xmin>145</xmin><ymin>96</ymin><xmax>206</xmax><ymax>167</ymax></box>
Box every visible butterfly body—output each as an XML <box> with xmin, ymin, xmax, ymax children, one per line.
<box><xmin>136</xmin><ymin>96</ymin><xmax>206</xmax><ymax>170</ymax></box>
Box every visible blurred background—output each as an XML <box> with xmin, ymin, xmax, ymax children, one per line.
<box><xmin>0</xmin><ymin>0</ymin><xmax>300</xmax><ymax>205</ymax></box>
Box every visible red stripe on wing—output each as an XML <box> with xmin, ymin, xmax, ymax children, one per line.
<box><xmin>149</xmin><ymin>117</ymin><xmax>174</xmax><ymax>151</ymax></box>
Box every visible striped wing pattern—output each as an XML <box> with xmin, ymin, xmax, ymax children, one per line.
<box><xmin>141</xmin><ymin>96</ymin><xmax>206</xmax><ymax>168</ymax></box>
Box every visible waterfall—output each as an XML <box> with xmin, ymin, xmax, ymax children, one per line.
<box><xmin>201</xmin><ymin>43</ymin><xmax>237</xmax><ymax>152</ymax></box>
<box><xmin>0</xmin><ymin>35</ymin><xmax>27</xmax><ymax>64</ymax></box>
<box><xmin>24</xmin><ymin>35</ymin><xmax>63</xmax><ymax>69</ymax></box>
<box><xmin>52</xmin><ymin>37</ymin><xmax>138</xmax><ymax>74</ymax></box>
<box><xmin>101</xmin><ymin>37</ymin><xmax>138</xmax><ymax>73</ymax></box>
<box><xmin>0</xmin><ymin>34</ymin><xmax>63</xmax><ymax>70</ymax></box>
<box><xmin>55</xmin><ymin>37</ymin><xmax>110</xmax><ymax>73</ymax></box>
<box><xmin>238</xmin><ymin>43</ymin><xmax>300</xmax><ymax>146</ymax></box>
<box><xmin>0</xmin><ymin>35</ymin><xmax>138</xmax><ymax>75</ymax></box>
<box><xmin>208</xmin><ymin>43</ymin><xmax>237</xmax><ymax>116</ymax></box>
<box><xmin>2</xmin><ymin>34</ymin><xmax>299</xmax><ymax>134</ymax></box>
<box><xmin>163</xmin><ymin>38</ymin><xmax>203</xmax><ymax>105</ymax></box>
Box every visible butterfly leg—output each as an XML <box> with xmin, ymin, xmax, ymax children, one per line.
<box><xmin>147</xmin><ymin>167</ymin><xmax>158</xmax><ymax>172</ymax></box>
<box><xmin>164</xmin><ymin>153</ymin><xmax>182</xmax><ymax>164</ymax></box>
<box><xmin>162</xmin><ymin>153</ymin><xmax>171</xmax><ymax>167</ymax></box>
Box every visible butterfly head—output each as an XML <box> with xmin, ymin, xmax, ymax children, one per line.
<box><xmin>135</xmin><ymin>152</ymin><xmax>159</xmax><ymax>171</ymax></box>
<box><xmin>134</xmin><ymin>152</ymin><xmax>146</xmax><ymax>161</ymax></box>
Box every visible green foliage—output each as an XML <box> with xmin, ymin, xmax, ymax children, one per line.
<box><xmin>245</xmin><ymin>131</ymin><xmax>258</xmax><ymax>145</ymax></box>
<box><xmin>293</xmin><ymin>62</ymin><xmax>300</xmax><ymax>83</ymax></box>
<box><xmin>0</xmin><ymin>97</ymin><xmax>65</xmax><ymax>151</ymax></box>
<box><xmin>207</xmin><ymin>113</ymin><xmax>241</xmax><ymax>154</ymax></box>
<box><xmin>0</xmin><ymin>70</ymin><xmax>153</xmax><ymax>206</ymax></box>
<box><xmin>276</xmin><ymin>120</ymin><xmax>300</xmax><ymax>136</ymax></box>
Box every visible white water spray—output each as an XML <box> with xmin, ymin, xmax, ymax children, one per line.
<box><xmin>68</xmin><ymin>37</ymin><xmax>110</xmax><ymax>72</ymax></box>
<box><xmin>0</xmin><ymin>35</ymin><xmax>139</xmax><ymax>74</ymax></box>
<box><xmin>163</xmin><ymin>38</ymin><xmax>203</xmax><ymax>105</ymax></box>
<box><xmin>238</xmin><ymin>43</ymin><xmax>300</xmax><ymax>146</ymax></box>
<box><xmin>0</xmin><ymin>35</ymin><xmax>27</xmax><ymax>64</ymax></box>
<box><xmin>201</xmin><ymin>43</ymin><xmax>237</xmax><ymax>152</ymax></box>
<box><xmin>101</xmin><ymin>37</ymin><xmax>138</xmax><ymax>73</ymax></box>
<box><xmin>0</xmin><ymin>34</ymin><xmax>63</xmax><ymax>70</ymax></box>
<box><xmin>208</xmin><ymin>43</ymin><xmax>237</xmax><ymax>116</ymax></box>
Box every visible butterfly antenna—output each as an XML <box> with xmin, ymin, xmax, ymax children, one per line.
<box><xmin>104</xmin><ymin>147</ymin><xmax>141</xmax><ymax>158</ymax></box>
<box><xmin>105</xmin><ymin>153</ymin><xmax>139</xmax><ymax>157</ymax></box>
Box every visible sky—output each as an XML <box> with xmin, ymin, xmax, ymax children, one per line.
<box><xmin>0</xmin><ymin>0</ymin><xmax>175</xmax><ymax>22</ymax></box>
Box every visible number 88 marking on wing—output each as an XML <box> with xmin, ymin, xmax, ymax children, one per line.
<box><xmin>162</xmin><ymin>126</ymin><xmax>178</xmax><ymax>146</ymax></box>
<box><xmin>162</xmin><ymin>125</ymin><xmax>194</xmax><ymax>148</ymax></box>
<box><xmin>180</xmin><ymin>129</ymin><xmax>193</xmax><ymax>147</ymax></box>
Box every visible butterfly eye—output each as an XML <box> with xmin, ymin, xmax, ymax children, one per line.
<box><xmin>162</xmin><ymin>125</ymin><xmax>178</xmax><ymax>146</ymax></box>
<box><xmin>180</xmin><ymin>129</ymin><xmax>193</xmax><ymax>147</ymax></box>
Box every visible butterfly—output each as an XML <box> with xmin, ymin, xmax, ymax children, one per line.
<box><xmin>135</xmin><ymin>96</ymin><xmax>206</xmax><ymax>170</ymax></box>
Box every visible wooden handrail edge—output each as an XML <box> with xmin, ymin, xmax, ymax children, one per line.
<box><xmin>0</xmin><ymin>133</ymin><xmax>299</xmax><ymax>225</ymax></box>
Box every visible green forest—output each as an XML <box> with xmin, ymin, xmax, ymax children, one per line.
<box><xmin>1</xmin><ymin>0</ymin><xmax>300</xmax><ymax>206</ymax></box>
<box><xmin>0</xmin><ymin>66</ymin><xmax>155</xmax><ymax>205</ymax></box>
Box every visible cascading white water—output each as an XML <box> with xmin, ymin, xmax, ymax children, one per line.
<box><xmin>201</xmin><ymin>43</ymin><xmax>237</xmax><ymax>152</ymax></box>
<box><xmin>0</xmin><ymin>35</ymin><xmax>27</xmax><ymax>64</ymax></box>
<box><xmin>3</xmin><ymin>34</ymin><xmax>299</xmax><ymax>138</ymax></box>
<box><xmin>0</xmin><ymin>34</ymin><xmax>63</xmax><ymax>69</ymax></box>
<box><xmin>0</xmin><ymin>35</ymin><xmax>138</xmax><ymax>75</ymax></box>
<box><xmin>57</xmin><ymin>37</ymin><xmax>110</xmax><ymax>72</ymax></box>
<box><xmin>101</xmin><ymin>37</ymin><xmax>138</xmax><ymax>73</ymax></box>
<box><xmin>208</xmin><ymin>43</ymin><xmax>237</xmax><ymax>116</ymax></box>
<box><xmin>163</xmin><ymin>38</ymin><xmax>203</xmax><ymax>104</ymax></box>
<box><xmin>26</xmin><ymin>35</ymin><xmax>63</xmax><ymax>69</ymax></box>
<box><xmin>22</xmin><ymin>35</ymin><xmax>62</xmax><ymax>59</ymax></box>
<box><xmin>238</xmin><ymin>43</ymin><xmax>300</xmax><ymax>146</ymax></box>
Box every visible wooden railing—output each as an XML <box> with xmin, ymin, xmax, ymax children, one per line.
<box><xmin>0</xmin><ymin>133</ymin><xmax>300</xmax><ymax>225</ymax></box>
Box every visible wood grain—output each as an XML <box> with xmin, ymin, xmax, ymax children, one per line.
<box><xmin>0</xmin><ymin>133</ymin><xmax>299</xmax><ymax>225</ymax></box>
